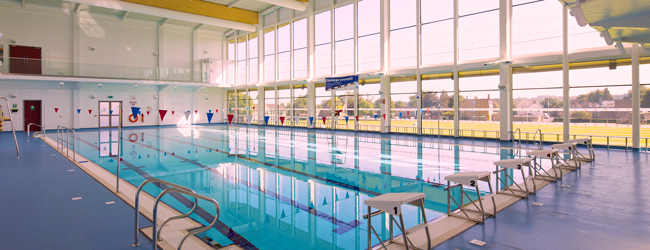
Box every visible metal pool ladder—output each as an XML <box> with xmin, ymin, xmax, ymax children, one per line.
<box><xmin>533</xmin><ymin>129</ymin><xmax>542</xmax><ymax>150</ymax></box>
<box><xmin>133</xmin><ymin>178</ymin><xmax>220</xmax><ymax>250</ymax></box>
<box><xmin>0</xmin><ymin>96</ymin><xmax>19</xmax><ymax>158</ymax></box>
<box><xmin>27</xmin><ymin>123</ymin><xmax>45</xmax><ymax>139</ymax></box>
<box><xmin>56</xmin><ymin>125</ymin><xmax>76</xmax><ymax>162</ymax></box>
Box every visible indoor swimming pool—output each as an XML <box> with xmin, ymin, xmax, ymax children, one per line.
<box><xmin>54</xmin><ymin>125</ymin><xmax>535</xmax><ymax>250</ymax></box>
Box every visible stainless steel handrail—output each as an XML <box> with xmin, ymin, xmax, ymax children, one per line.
<box><xmin>56</xmin><ymin>125</ymin><xmax>76</xmax><ymax>161</ymax></box>
<box><xmin>533</xmin><ymin>129</ymin><xmax>542</xmax><ymax>150</ymax></box>
<box><xmin>0</xmin><ymin>96</ymin><xmax>19</xmax><ymax>158</ymax></box>
<box><xmin>133</xmin><ymin>178</ymin><xmax>220</xmax><ymax>250</ymax></box>
<box><xmin>27</xmin><ymin>123</ymin><xmax>45</xmax><ymax>139</ymax></box>
<box><xmin>511</xmin><ymin>128</ymin><xmax>521</xmax><ymax>147</ymax></box>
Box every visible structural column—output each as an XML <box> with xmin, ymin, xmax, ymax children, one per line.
<box><xmin>499</xmin><ymin>0</ymin><xmax>513</xmax><ymax>141</ymax></box>
<box><xmin>380</xmin><ymin>75</ymin><xmax>391</xmax><ymax>133</ymax></box>
<box><xmin>562</xmin><ymin>6</ymin><xmax>570</xmax><ymax>141</ymax></box>
<box><xmin>453</xmin><ymin>0</ymin><xmax>460</xmax><ymax>137</ymax></box>
<box><xmin>258</xmin><ymin>86</ymin><xmax>265</xmax><ymax>125</ymax></box>
<box><xmin>632</xmin><ymin>44</ymin><xmax>640</xmax><ymax>149</ymax></box>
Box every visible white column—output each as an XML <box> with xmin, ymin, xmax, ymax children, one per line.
<box><xmin>72</xmin><ymin>11</ymin><xmax>81</xmax><ymax>76</ymax></box>
<box><xmin>453</xmin><ymin>0</ymin><xmax>460</xmax><ymax>137</ymax></box>
<box><xmin>380</xmin><ymin>0</ymin><xmax>390</xmax><ymax>73</ymax></box>
<box><xmin>258</xmin><ymin>13</ymin><xmax>265</xmax><ymax>84</ymax></box>
<box><xmin>157</xmin><ymin>22</ymin><xmax>165</xmax><ymax>80</ymax></box>
<box><xmin>562</xmin><ymin>6</ymin><xmax>570</xmax><ymax>141</ymax></box>
<box><xmin>499</xmin><ymin>0</ymin><xmax>513</xmax><ymax>141</ymax></box>
<box><xmin>258</xmin><ymin>86</ymin><xmax>265</xmax><ymax>125</ymax></box>
<box><xmin>308</xmin><ymin>82</ymin><xmax>315</xmax><ymax>128</ymax></box>
<box><xmin>380</xmin><ymin>75</ymin><xmax>391</xmax><ymax>133</ymax></box>
<box><xmin>416</xmin><ymin>0</ymin><xmax>422</xmax><ymax>135</ymax></box>
<box><xmin>632</xmin><ymin>44</ymin><xmax>640</xmax><ymax>149</ymax></box>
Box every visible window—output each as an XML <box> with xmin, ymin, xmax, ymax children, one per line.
<box><xmin>358</xmin><ymin>0</ymin><xmax>380</xmax><ymax>72</ymax></box>
<box><xmin>248</xmin><ymin>33</ymin><xmax>258</xmax><ymax>84</ymax></box>
<box><xmin>421</xmin><ymin>0</ymin><xmax>454</xmax><ymax>65</ymax></box>
<box><xmin>227</xmin><ymin>39</ymin><xmax>235</xmax><ymax>86</ymax></box>
<box><xmin>264</xmin><ymin>28</ymin><xmax>276</xmax><ymax>82</ymax></box>
<box><xmin>422</xmin><ymin>75</ymin><xmax>455</xmax><ymax>135</ymax></box>
<box><xmin>315</xmin><ymin>11</ymin><xmax>332</xmax><ymax>77</ymax></box>
<box><xmin>264</xmin><ymin>87</ymin><xmax>276</xmax><ymax>125</ymax></box>
<box><xmin>390</xmin><ymin>0</ymin><xmax>417</xmax><ymax>69</ymax></box>
<box><xmin>293</xmin><ymin>85</ymin><xmax>308</xmax><ymax>127</ymax></box>
<box><xmin>237</xmin><ymin>36</ymin><xmax>247</xmax><ymax>85</ymax></box>
<box><xmin>513</xmin><ymin>70</ymin><xmax>563</xmax><ymax>139</ymax></box>
<box><xmin>390</xmin><ymin>80</ymin><xmax>418</xmax><ymax>133</ymax></box>
<box><xmin>277</xmin><ymin>23</ymin><xmax>291</xmax><ymax>81</ymax></box>
<box><xmin>335</xmin><ymin>4</ymin><xmax>354</xmax><ymax>75</ymax></box>
<box><xmin>278</xmin><ymin>87</ymin><xmax>292</xmax><ymax>125</ymax></box>
<box><xmin>512</xmin><ymin>0</ymin><xmax>562</xmax><ymax>56</ymax></box>
<box><xmin>458</xmin><ymin>0</ymin><xmax>499</xmax><ymax>62</ymax></box>
<box><xmin>459</xmin><ymin>72</ymin><xmax>501</xmax><ymax>137</ymax></box>
<box><xmin>358</xmin><ymin>82</ymin><xmax>381</xmax><ymax>131</ymax></box>
<box><xmin>293</xmin><ymin>18</ymin><xmax>308</xmax><ymax>79</ymax></box>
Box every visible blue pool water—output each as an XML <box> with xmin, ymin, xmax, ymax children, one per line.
<box><xmin>58</xmin><ymin>125</ymin><xmax>531</xmax><ymax>250</ymax></box>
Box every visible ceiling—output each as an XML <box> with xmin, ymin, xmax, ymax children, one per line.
<box><xmin>563</xmin><ymin>0</ymin><xmax>650</xmax><ymax>47</ymax></box>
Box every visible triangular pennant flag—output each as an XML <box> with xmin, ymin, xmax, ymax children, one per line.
<box><xmin>264</xmin><ymin>116</ymin><xmax>270</xmax><ymax>125</ymax></box>
<box><xmin>265</xmin><ymin>215</ymin><xmax>271</xmax><ymax>224</ymax></box>
<box><xmin>188</xmin><ymin>150</ymin><xmax>191</xmax><ymax>154</ymax></box>
<box><xmin>195</xmin><ymin>110</ymin><xmax>198</xmax><ymax>114</ymax></box>
<box><xmin>280</xmin><ymin>116</ymin><xmax>285</xmax><ymax>125</ymax></box>
<box><xmin>355</xmin><ymin>116</ymin><xmax>359</xmax><ymax>121</ymax></box>
<box><xmin>399</xmin><ymin>112</ymin><xmax>402</xmax><ymax>118</ymax></box>
<box><xmin>309</xmin><ymin>117</ymin><xmax>314</xmax><ymax>125</ymax></box>
<box><xmin>345</xmin><ymin>192</ymin><xmax>350</xmax><ymax>199</ymax></box>
<box><xmin>296</xmin><ymin>207</ymin><xmax>300</xmax><ymax>214</ymax></box>
<box><xmin>383</xmin><ymin>114</ymin><xmax>386</xmax><ymax>120</ymax></box>
<box><xmin>147</xmin><ymin>154</ymin><xmax>150</xmax><ymax>158</ymax></box>
<box><xmin>207</xmin><ymin>113</ymin><xmax>214</xmax><ymax>123</ymax></box>
<box><xmin>138</xmin><ymin>155</ymin><xmax>141</xmax><ymax>159</ymax></box>
<box><xmin>345</xmin><ymin>116</ymin><xmax>349</xmax><ymax>124</ymax></box>
<box><xmin>76</xmin><ymin>109</ymin><xmax>81</xmax><ymax>114</ymax></box>
<box><xmin>131</xmin><ymin>107</ymin><xmax>141</xmax><ymax>117</ymax></box>
<box><xmin>108</xmin><ymin>158</ymin><xmax>114</xmax><ymax>163</ymax></box>
<box><xmin>335</xmin><ymin>193</ymin><xmax>339</xmax><ymax>201</ymax></box>
<box><xmin>280</xmin><ymin>210</ymin><xmax>286</xmax><ymax>219</ymax></box>
<box><xmin>88</xmin><ymin>109</ymin><xmax>92</xmax><ymax>114</ymax></box>
<box><xmin>109</xmin><ymin>110</ymin><xmax>113</xmax><ymax>115</ymax></box>
<box><xmin>158</xmin><ymin>110</ymin><xmax>167</xmax><ymax>121</ymax></box>
<box><xmin>164</xmin><ymin>152</ymin><xmax>167</xmax><ymax>156</ymax></box>
<box><xmin>184</xmin><ymin>111</ymin><xmax>191</xmax><ymax>120</ymax></box>
<box><xmin>309</xmin><ymin>201</ymin><xmax>314</xmax><ymax>209</ymax></box>
<box><xmin>247</xmin><ymin>115</ymin><xmax>252</xmax><ymax>124</ymax></box>
<box><xmin>322</xmin><ymin>117</ymin><xmax>327</xmax><ymax>124</ymax></box>
<box><xmin>172</xmin><ymin>151</ymin><xmax>175</xmax><ymax>155</ymax></box>
<box><xmin>427</xmin><ymin>108</ymin><xmax>430</xmax><ymax>114</ymax></box>
<box><xmin>322</xmin><ymin>197</ymin><xmax>327</xmax><ymax>206</ymax></box>
<box><xmin>374</xmin><ymin>114</ymin><xmax>377</xmax><ymax>120</ymax></box>
<box><xmin>216</xmin><ymin>109</ymin><xmax>218</xmax><ymax>113</ymax></box>
<box><xmin>227</xmin><ymin>114</ymin><xmax>234</xmax><ymax>125</ymax></box>
<box><xmin>147</xmin><ymin>111</ymin><xmax>150</xmax><ymax>115</ymax></box>
<box><xmin>172</xmin><ymin>111</ymin><xmax>175</xmax><ymax>115</ymax></box>
<box><xmin>54</xmin><ymin>108</ymin><xmax>59</xmax><ymax>113</ymax></box>
<box><xmin>407</xmin><ymin>111</ymin><xmax>410</xmax><ymax>116</ymax></box>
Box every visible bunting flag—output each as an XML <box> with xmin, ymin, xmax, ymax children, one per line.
<box><xmin>247</xmin><ymin>115</ymin><xmax>252</xmax><ymax>124</ymax></box>
<box><xmin>206</xmin><ymin>112</ymin><xmax>214</xmax><ymax>123</ymax></box>
<box><xmin>54</xmin><ymin>108</ymin><xmax>59</xmax><ymax>113</ymax></box>
<box><xmin>345</xmin><ymin>116</ymin><xmax>349</xmax><ymax>124</ymax></box>
<box><xmin>172</xmin><ymin>111</ymin><xmax>175</xmax><ymax>115</ymax></box>
<box><xmin>309</xmin><ymin>117</ymin><xmax>314</xmax><ymax>126</ymax></box>
<box><xmin>427</xmin><ymin>108</ymin><xmax>430</xmax><ymax>114</ymax></box>
<box><xmin>184</xmin><ymin>111</ymin><xmax>191</xmax><ymax>121</ymax></box>
<box><xmin>88</xmin><ymin>109</ymin><xmax>92</xmax><ymax>114</ymax></box>
<box><xmin>264</xmin><ymin>116</ymin><xmax>270</xmax><ymax>125</ymax></box>
<box><xmin>195</xmin><ymin>110</ymin><xmax>198</xmax><ymax>114</ymax></box>
<box><xmin>131</xmin><ymin>107</ymin><xmax>141</xmax><ymax>117</ymax></box>
<box><xmin>322</xmin><ymin>117</ymin><xmax>327</xmax><ymax>124</ymax></box>
<box><xmin>227</xmin><ymin>114</ymin><xmax>234</xmax><ymax>124</ymax></box>
<box><xmin>407</xmin><ymin>111</ymin><xmax>410</xmax><ymax>116</ymax></box>
<box><xmin>216</xmin><ymin>109</ymin><xmax>218</xmax><ymax>113</ymax></box>
<box><xmin>399</xmin><ymin>112</ymin><xmax>402</xmax><ymax>118</ymax></box>
<box><xmin>76</xmin><ymin>109</ymin><xmax>81</xmax><ymax>114</ymax></box>
<box><xmin>383</xmin><ymin>114</ymin><xmax>386</xmax><ymax>120</ymax></box>
<box><xmin>158</xmin><ymin>110</ymin><xmax>168</xmax><ymax>121</ymax></box>
<box><xmin>374</xmin><ymin>114</ymin><xmax>377</xmax><ymax>120</ymax></box>
<box><xmin>209</xmin><ymin>110</ymin><xmax>212</xmax><ymax>113</ymax></box>
<box><xmin>280</xmin><ymin>116</ymin><xmax>285</xmax><ymax>125</ymax></box>
<box><xmin>147</xmin><ymin>111</ymin><xmax>150</xmax><ymax>115</ymax></box>
<box><xmin>355</xmin><ymin>116</ymin><xmax>359</xmax><ymax>121</ymax></box>
<box><xmin>109</xmin><ymin>110</ymin><xmax>113</xmax><ymax>115</ymax></box>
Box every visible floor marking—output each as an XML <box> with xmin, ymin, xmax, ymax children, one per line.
<box><xmin>71</xmin><ymin>197</ymin><xmax>82</xmax><ymax>201</ymax></box>
<box><xmin>538</xmin><ymin>210</ymin><xmax>569</xmax><ymax>219</ymax></box>
<box><xmin>41</xmin><ymin>145</ymin><xmax>45</xmax><ymax>146</ymax></box>
<box><xmin>560</xmin><ymin>185</ymin><xmax>570</xmax><ymax>188</ymax></box>
<box><xmin>469</xmin><ymin>239</ymin><xmax>487</xmax><ymax>246</ymax></box>
<box><xmin>569</xmin><ymin>190</ymin><xmax>593</xmax><ymax>196</ymax></box>
<box><xmin>532</xmin><ymin>202</ymin><xmax>544</xmax><ymax>207</ymax></box>
<box><xmin>105</xmin><ymin>201</ymin><xmax>115</xmax><ymax>205</ymax></box>
<box><xmin>68</xmin><ymin>169</ymin><xmax>75</xmax><ymax>172</ymax></box>
<box><xmin>51</xmin><ymin>154</ymin><xmax>56</xmax><ymax>156</ymax></box>
<box><xmin>78</xmin><ymin>161</ymin><xmax>88</xmax><ymax>163</ymax></box>
<box><xmin>596</xmin><ymin>162</ymin><xmax>604</xmax><ymax>165</ymax></box>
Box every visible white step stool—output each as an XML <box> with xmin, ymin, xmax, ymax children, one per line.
<box><xmin>364</xmin><ymin>193</ymin><xmax>431</xmax><ymax>250</ymax></box>
<box><xmin>565</xmin><ymin>137</ymin><xmax>594</xmax><ymax>162</ymax></box>
<box><xmin>527</xmin><ymin>149</ymin><xmax>561</xmax><ymax>181</ymax></box>
<box><xmin>444</xmin><ymin>171</ymin><xmax>496</xmax><ymax>223</ymax></box>
<box><xmin>551</xmin><ymin>142</ymin><xmax>582</xmax><ymax>170</ymax></box>
<box><xmin>494</xmin><ymin>158</ymin><xmax>535</xmax><ymax>199</ymax></box>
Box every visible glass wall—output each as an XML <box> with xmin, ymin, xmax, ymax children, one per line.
<box><xmin>248</xmin><ymin>33</ymin><xmax>258</xmax><ymax>84</ymax></box>
<box><xmin>358</xmin><ymin>81</ymin><xmax>381</xmax><ymax>131</ymax></box>
<box><xmin>512</xmin><ymin>0</ymin><xmax>562</xmax><ymax>56</ymax></box>
<box><xmin>421</xmin><ymin>0</ymin><xmax>454</xmax><ymax>65</ymax></box>
<box><xmin>458</xmin><ymin>0</ymin><xmax>499</xmax><ymax>62</ymax></box>
<box><xmin>278</xmin><ymin>86</ymin><xmax>292</xmax><ymax>126</ymax></box>
<box><xmin>422</xmin><ymin>75</ymin><xmax>455</xmax><ymax>135</ymax></box>
<box><xmin>237</xmin><ymin>36</ymin><xmax>247</xmax><ymax>86</ymax></box>
<box><xmin>458</xmin><ymin>72</ymin><xmax>500</xmax><ymax>138</ymax></box>
<box><xmin>264</xmin><ymin>28</ymin><xmax>276</xmax><ymax>83</ymax></box>
<box><xmin>277</xmin><ymin>23</ymin><xmax>291</xmax><ymax>81</ymax></box>
<box><xmin>358</xmin><ymin>0</ymin><xmax>380</xmax><ymax>73</ymax></box>
<box><xmin>315</xmin><ymin>84</ymin><xmax>330</xmax><ymax>128</ymax></box>
<box><xmin>389</xmin><ymin>0</ymin><xmax>417</xmax><ymax>69</ymax></box>
<box><xmin>293</xmin><ymin>85</ymin><xmax>308</xmax><ymax>127</ymax></box>
<box><xmin>315</xmin><ymin>11</ymin><xmax>332</xmax><ymax>77</ymax></box>
<box><xmin>264</xmin><ymin>87</ymin><xmax>276</xmax><ymax>125</ymax></box>
<box><xmin>513</xmin><ymin>69</ymin><xmax>563</xmax><ymax>141</ymax></box>
<box><xmin>390</xmin><ymin>79</ymin><xmax>418</xmax><ymax>133</ymax></box>
<box><xmin>249</xmin><ymin>89</ymin><xmax>258</xmax><ymax>124</ymax></box>
<box><xmin>293</xmin><ymin>18</ymin><xmax>308</xmax><ymax>79</ymax></box>
<box><xmin>335</xmin><ymin>4</ymin><xmax>354</xmax><ymax>75</ymax></box>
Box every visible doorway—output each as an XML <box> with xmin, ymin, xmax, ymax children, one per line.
<box><xmin>9</xmin><ymin>45</ymin><xmax>42</xmax><ymax>75</ymax></box>
<box><xmin>23</xmin><ymin>100</ymin><xmax>42</xmax><ymax>132</ymax></box>
<box><xmin>98</xmin><ymin>101</ymin><xmax>122</xmax><ymax>128</ymax></box>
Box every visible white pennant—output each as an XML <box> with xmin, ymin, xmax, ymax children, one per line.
<box><xmin>184</xmin><ymin>111</ymin><xmax>191</xmax><ymax>120</ymax></box>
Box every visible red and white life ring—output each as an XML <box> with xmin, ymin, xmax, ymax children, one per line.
<box><xmin>129</xmin><ymin>133</ymin><xmax>139</xmax><ymax>142</ymax></box>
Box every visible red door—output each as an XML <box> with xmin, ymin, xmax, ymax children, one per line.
<box><xmin>24</xmin><ymin>100</ymin><xmax>42</xmax><ymax>132</ymax></box>
<box><xmin>10</xmin><ymin>45</ymin><xmax>42</xmax><ymax>75</ymax></box>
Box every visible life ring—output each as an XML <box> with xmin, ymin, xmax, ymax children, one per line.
<box><xmin>129</xmin><ymin>114</ymin><xmax>139</xmax><ymax>123</ymax></box>
<box><xmin>129</xmin><ymin>133</ymin><xmax>139</xmax><ymax>142</ymax></box>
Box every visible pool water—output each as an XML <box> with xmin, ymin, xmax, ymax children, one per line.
<box><xmin>61</xmin><ymin>125</ymin><xmax>532</xmax><ymax>250</ymax></box>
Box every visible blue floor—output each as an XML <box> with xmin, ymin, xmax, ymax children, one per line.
<box><xmin>435</xmin><ymin>149</ymin><xmax>650</xmax><ymax>250</ymax></box>
<box><xmin>0</xmin><ymin>132</ymin><xmax>153</xmax><ymax>250</ymax></box>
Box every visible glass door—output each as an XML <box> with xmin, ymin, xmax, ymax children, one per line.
<box><xmin>98</xmin><ymin>101</ymin><xmax>122</xmax><ymax>128</ymax></box>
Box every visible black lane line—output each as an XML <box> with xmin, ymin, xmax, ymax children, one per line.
<box><xmin>75</xmin><ymin>136</ymin><xmax>259</xmax><ymax>250</ymax></box>
<box><xmin>141</xmin><ymin>133</ymin><xmax>363</xmax><ymax>234</ymax></box>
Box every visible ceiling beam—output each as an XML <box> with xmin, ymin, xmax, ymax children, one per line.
<box><xmin>159</xmin><ymin>18</ymin><xmax>170</xmax><ymax>26</ymax></box>
<box><xmin>224</xmin><ymin>29</ymin><xmax>236</xmax><ymax>37</ymax></box>
<box><xmin>227</xmin><ymin>0</ymin><xmax>245</xmax><ymax>9</ymax></box>
<box><xmin>73</xmin><ymin>3</ymin><xmax>82</xmax><ymax>13</ymax></box>
<box><xmin>256</xmin><ymin>0</ymin><xmax>306</xmax><ymax>11</ymax></box>
<box><xmin>622</xmin><ymin>34</ymin><xmax>650</xmax><ymax>44</ymax></box>
<box><xmin>120</xmin><ymin>11</ymin><xmax>130</xmax><ymax>21</ymax></box>
<box><xmin>194</xmin><ymin>23</ymin><xmax>205</xmax><ymax>31</ymax></box>
<box><xmin>590</xmin><ymin>15</ymin><xmax>650</xmax><ymax>29</ymax></box>
<box><xmin>260</xmin><ymin>5</ymin><xmax>279</xmax><ymax>16</ymax></box>
<box><xmin>121</xmin><ymin>0</ymin><xmax>258</xmax><ymax>25</ymax></box>
<box><xmin>63</xmin><ymin>0</ymin><xmax>256</xmax><ymax>32</ymax></box>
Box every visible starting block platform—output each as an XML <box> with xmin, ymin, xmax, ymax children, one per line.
<box><xmin>551</xmin><ymin>143</ymin><xmax>582</xmax><ymax>170</ymax></box>
<box><xmin>527</xmin><ymin>149</ymin><xmax>562</xmax><ymax>181</ymax></box>
<box><xmin>494</xmin><ymin>158</ymin><xmax>535</xmax><ymax>199</ymax></box>
<box><xmin>444</xmin><ymin>172</ymin><xmax>496</xmax><ymax>224</ymax></box>
<box><xmin>364</xmin><ymin>193</ymin><xmax>431</xmax><ymax>250</ymax></box>
<box><xmin>565</xmin><ymin>137</ymin><xmax>595</xmax><ymax>162</ymax></box>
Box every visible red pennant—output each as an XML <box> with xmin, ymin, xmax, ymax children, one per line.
<box><xmin>280</xmin><ymin>117</ymin><xmax>285</xmax><ymax>125</ymax></box>
<box><xmin>195</xmin><ymin>110</ymin><xmax>198</xmax><ymax>114</ymax></box>
<box><xmin>158</xmin><ymin>110</ymin><xmax>168</xmax><ymax>121</ymax></box>
<box><xmin>216</xmin><ymin>109</ymin><xmax>218</xmax><ymax>113</ymax></box>
<box><xmin>322</xmin><ymin>117</ymin><xmax>327</xmax><ymax>124</ymax></box>
<box><xmin>407</xmin><ymin>111</ymin><xmax>410</xmax><ymax>116</ymax></box>
<box><xmin>383</xmin><ymin>114</ymin><xmax>386</xmax><ymax>120</ymax></box>
<box><xmin>355</xmin><ymin>116</ymin><xmax>359</xmax><ymax>121</ymax></box>
<box><xmin>253</xmin><ymin>107</ymin><xmax>255</xmax><ymax>110</ymax></box>
<box><xmin>427</xmin><ymin>108</ymin><xmax>430</xmax><ymax>114</ymax></box>
<box><xmin>146</xmin><ymin>111</ymin><xmax>150</xmax><ymax>115</ymax></box>
<box><xmin>172</xmin><ymin>111</ymin><xmax>175</xmax><ymax>115</ymax></box>
<box><xmin>88</xmin><ymin>109</ymin><xmax>92</xmax><ymax>114</ymax></box>
<box><xmin>227</xmin><ymin>114</ymin><xmax>234</xmax><ymax>125</ymax></box>
<box><xmin>54</xmin><ymin>108</ymin><xmax>59</xmax><ymax>113</ymax></box>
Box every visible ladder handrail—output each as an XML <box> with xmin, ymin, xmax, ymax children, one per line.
<box><xmin>56</xmin><ymin>125</ymin><xmax>76</xmax><ymax>161</ymax></box>
<box><xmin>511</xmin><ymin>128</ymin><xmax>521</xmax><ymax>147</ymax></box>
<box><xmin>0</xmin><ymin>96</ymin><xmax>19</xmax><ymax>158</ymax></box>
<box><xmin>133</xmin><ymin>178</ymin><xmax>220</xmax><ymax>250</ymax></box>
<box><xmin>533</xmin><ymin>129</ymin><xmax>542</xmax><ymax>150</ymax></box>
<box><xmin>27</xmin><ymin>123</ymin><xmax>45</xmax><ymax>138</ymax></box>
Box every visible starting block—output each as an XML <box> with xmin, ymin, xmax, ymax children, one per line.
<box><xmin>493</xmin><ymin>158</ymin><xmax>535</xmax><ymax>199</ymax></box>
<box><xmin>527</xmin><ymin>149</ymin><xmax>561</xmax><ymax>181</ymax></box>
<box><xmin>364</xmin><ymin>193</ymin><xmax>431</xmax><ymax>250</ymax></box>
<box><xmin>565</xmin><ymin>137</ymin><xmax>594</xmax><ymax>162</ymax></box>
<box><xmin>551</xmin><ymin>143</ymin><xmax>582</xmax><ymax>170</ymax></box>
<box><xmin>444</xmin><ymin>172</ymin><xmax>496</xmax><ymax>223</ymax></box>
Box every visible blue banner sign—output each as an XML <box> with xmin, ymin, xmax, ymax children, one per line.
<box><xmin>326</xmin><ymin>75</ymin><xmax>359</xmax><ymax>91</ymax></box>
